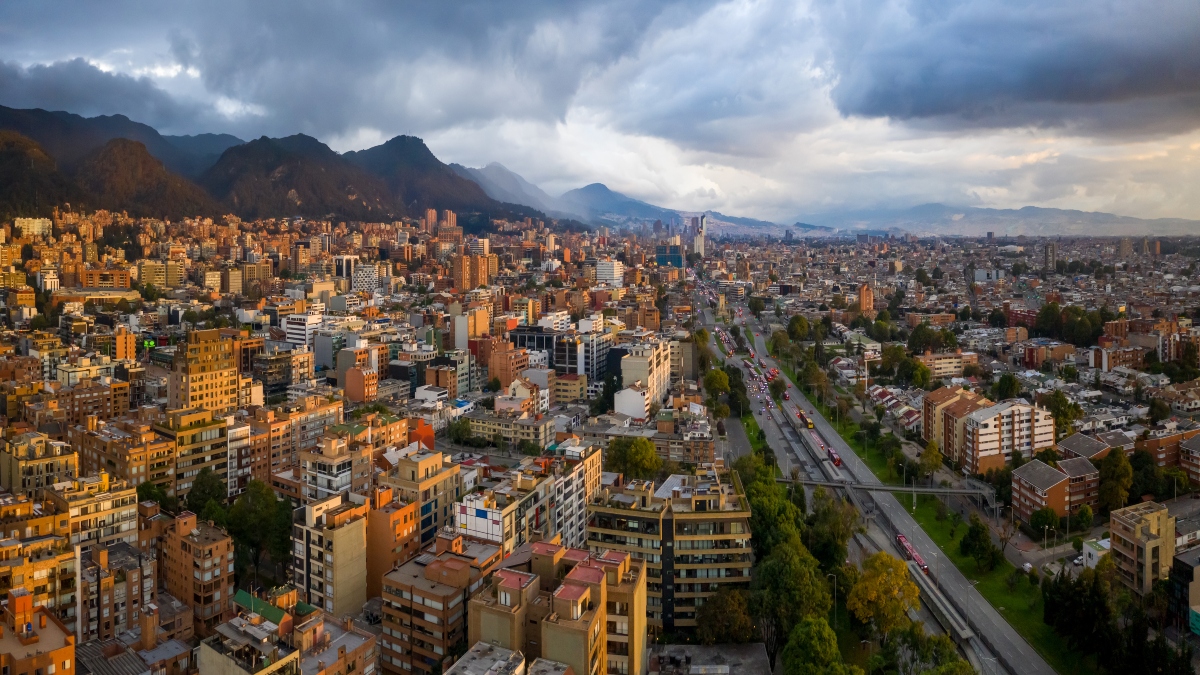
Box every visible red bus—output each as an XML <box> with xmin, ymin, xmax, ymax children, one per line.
<box><xmin>896</xmin><ymin>534</ymin><xmax>929</xmax><ymax>574</ymax></box>
<box><xmin>797</xmin><ymin>410</ymin><xmax>813</xmax><ymax>428</ymax></box>
<box><xmin>827</xmin><ymin>447</ymin><xmax>843</xmax><ymax>467</ymax></box>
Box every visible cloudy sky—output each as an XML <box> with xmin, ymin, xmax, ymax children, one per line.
<box><xmin>2</xmin><ymin>0</ymin><xmax>1199</xmax><ymax>222</ymax></box>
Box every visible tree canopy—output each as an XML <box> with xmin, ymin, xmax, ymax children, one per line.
<box><xmin>604</xmin><ymin>437</ymin><xmax>662</xmax><ymax>480</ymax></box>
<box><xmin>846</xmin><ymin>552</ymin><xmax>920</xmax><ymax>640</ymax></box>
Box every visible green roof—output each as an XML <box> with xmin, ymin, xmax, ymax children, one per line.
<box><xmin>294</xmin><ymin>601</ymin><xmax>319</xmax><ymax>617</ymax></box>
<box><xmin>233</xmin><ymin>590</ymin><xmax>287</xmax><ymax>625</ymax></box>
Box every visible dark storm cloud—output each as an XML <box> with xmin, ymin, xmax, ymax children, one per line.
<box><xmin>0</xmin><ymin>58</ymin><xmax>194</xmax><ymax>128</ymax></box>
<box><xmin>826</xmin><ymin>0</ymin><xmax>1200</xmax><ymax>135</ymax></box>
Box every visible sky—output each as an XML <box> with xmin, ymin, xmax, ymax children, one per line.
<box><xmin>1</xmin><ymin>0</ymin><xmax>1199</xmax><ymax>223</ymax></box>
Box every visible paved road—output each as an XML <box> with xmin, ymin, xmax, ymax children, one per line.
<box><xmin>747</xmin><ymin>328</ymin><xmax>1052</xmax><ymax>675</ymax></box>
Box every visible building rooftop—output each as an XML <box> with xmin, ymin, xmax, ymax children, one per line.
<box><xmin>1012</xmin><ymin>459</ymin><xmax>1066</xmax><ymax>491</ymax></box>
<box><xmin>648</xmin><ymin>643</ymin><xmax>772</xmax><ymax>675</ymax></box>
<box><xmin>446</xmin><ymin>642</ymin><xmax>524</xmax><ymax>675</ymax></box>
<box><xmin>1057</xmin><ymin>433</ymin><xmax>1109</xmax><ymax>459</ymax></box>
<box><xmin>299</xmin><ymin>616</ymin><xmax>373</xmax><ymax>675</ymax></box>
<box><xmin>1057</xmin><ymin>457</ymin><xmax>1098</xmax><ymax>478</ymax></box>
<box><xmin>528</xmin><ymin>659</ymin><xmax>573</xmax><ymax>675</ymax></box>
<box><xmin>77</xmin><ymin>639</ymin><xmax>150</xmax><ymax>675</ymax></box>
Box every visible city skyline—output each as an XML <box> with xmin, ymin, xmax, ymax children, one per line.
<box><xmin>2</xmin><ymin>1</ymin><xmax>1199</xmax><ymax>224</ymax></box>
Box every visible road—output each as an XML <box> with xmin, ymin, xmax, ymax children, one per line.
<box><xmin>739</xmin><ymin>320</ymin><xmax>1053</xmax><ymax>675</ymax></box>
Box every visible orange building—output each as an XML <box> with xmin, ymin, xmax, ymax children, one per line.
<box><xmin>346</xmin><ymin>366</ymin><xmax>379</xmax><ymax>402</ymax></box>
<box><xmin>159</xmin><ymin>511</ymin><xmax>234</xmax><ymax>637</ymax></box>
<box><xmin>365</xmin><ymin>486</ymin><xmax>420</xmax><ymax>598</ymax></box>
<box><xmin>0</xmin><ymin>589</ymin><xmax>76</xmax><ymax>675</ymax></box>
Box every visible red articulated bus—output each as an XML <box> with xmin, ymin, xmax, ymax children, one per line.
<box><xmin>827</xmin><ymin>446</ymin><xmax>842</xmax><ymax>467</ymax></box>
<box><xmin>896</xmin><ymin>534</ymin><xmax>929</xmax><ymax>574</ymax></box>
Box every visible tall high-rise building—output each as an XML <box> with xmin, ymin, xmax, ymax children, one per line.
<box><xmin>858</xmin><ymin>281</ymin><xmax>874</xmax><ymax>317</ymax></box>
<box><xmin>424</xmin><ymin>208</ymin><xmax>438</xmax><ymax>233</ymax></box>
<box><xmin>1044</xmin><ymin>242</ymin><xmax>1057</xmax><ymax>272</ymax></box>
<box><xmin>169</xmin><ymin>329</ymin><xmax>238</xmax><ymax>414</ymax></box>
<box><xmin>692</xmin><ymin>214</ymin><xmax>706</xmax><ymax>257</ymax></box>
<box><xmin>291</xmin><ymin>241</ymin><xmax>310</xmax><ymax>275</ymax></box>
<box><xmin>442</xmin><ymin>209</ymin><xmax>457</xmax><ymax>229</ymax></box>
<box><xmin>292</xmin><ymin>493</ymin><xmax>369</xmax><ymax>617</ymax></box>
<box><xmin>597</xmin><ymin>259</ymin><xmax>625</xmax><ymax>287</ymax></box>
<box><xmin>160</xmin><ymin>511</ymin><xmax>234</xmax><ymax>637</ymax></box>
<box><xmin>1119</xmin><ymin>238</ymin><xmax>1134</xmax><ymax>257</ymax></box>
<box><xmin>334</xmin><ymin>254</ymin><xmax>359</xmax><ymax>279</ymax></box>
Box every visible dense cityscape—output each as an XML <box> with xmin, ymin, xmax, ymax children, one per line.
<box><xmin>0</xmin><ymin>203</ymin><xmax>1195</xmax><ymax>675</ymax></box>
<box><xmin>4</xmin><ymin>2</ymin><xmax>1200</xmax><ymax>675</ymax></box>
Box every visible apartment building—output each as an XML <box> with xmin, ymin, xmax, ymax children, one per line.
<box><xmin>470</xmin><ymin>543</ymin><xmax>648</xmax><ymax>675</ymax></box>
<box><xmin>71</xmin><ymin>414</ymin><xmax>173</xmax><ymax>490</ymax></box>
<box><xmin>197</xmin><ymin>614</ymin><xmax>299</xmax><ymax>675</ymax></box>
<box><xmin>53</xmin><ymin>377</ymin><xmax>131</xmax><ymax>424</ymax></box>
<box><xmin>380</xmin><ymin>532</ymin><xmax>499</xmax><ymax>675</ymax></box>
<box><xmin>250</xmin><ymin>407</ymin><xmax>295</xmax><ymax>478</ymax></box>
<box><xmin>586</xmin><ymin>470</ymin><xmax>752</xmax><ymax>633</ymax></box>
<box><xmin>153</xmin><ymin>408</ymin><xmax>229</xmax><ymax>500</ymax></box>
<box><xmin>0</xmin><ymin>431</ymin><xmax>77</xmax><ymax>495</ymax></box>
<box><xmin>365</xmin><ymin>486</ymin><xmax>420</xmax><ymax>598</ymax></box>
<box><xmin>0</xmin><ymin>492</ymin><xmax>77</xmax><ymax>631</ymax></box>
<box><xmin>292</xmin><ymin>492</ymin><xmax>369</xmax><ymax>617</ymax></box>
<box><xmin>78</xmin><ymin>542</ymin><xmax>155</xmax><ymax>643</ymax></box>
<box><xmin>463</xmin><ymin>410</ymin><xmax>556</xmax><ymax>451</ymax></box>
<box><xmin>916</xmin><ymin>349</ymin><xmax>979</xmax><ymax>378</ymax></box>
<box><xmin>580</xmin><ymin>411</ymin><xmax>716</xmax><ymax>465</ymax></box>
<box><xmin>380</xmin><ymin>449</ymin><xmax>462</xmax><ymax>546</ymax></box>
<box><xmin>280</xmin><ymin>394</ymin><xmax>345</xmax><ymax>457</ymax></box>
<box><xmin>455</xmin><ymin>471</ymin><xmax>550</xmax><ymax>557</ymax></box>
<box><xmin>621</xmin><ymin>341</ymin><xmax>670</xmax><ymax>406</ymax></box>
<box><xmin>0</xmin><ymin>588</ymin><xmax>77</xmax><ymax>675</ymax></box>
<box><xmin>961</xmin><ymin>400</ymin><xmax>1056</xmax><ymax>474</ymax></box>
<box><xmin>299</xmin><ymin>433</ymin><xmax>372</xmax><ymax>504</ymax></box>
<box><xmin>1011</xmin><ymin>458</ymin><xmax>1099</xmax><ymax>524</ymax></box>
<box><xmin>159</xmin><ymin>510</ymin><xmax>235</xmax><ymax>636</ymax></box>
<box><xmin>554</xmin><ymin>372</ymin><xmax>588</xmax><ymax>404</ymax></box>
<box><xmin>1111</xmin><ymin>502</ymin><xmax>1176</xmax><ymax>597</ymax></box>
<box><xmin>922</xmin><ymin>386</ymin><xmax>989</xmax><ymax>449</ymax></box>
<box><xmin>169</xmin><ymin>329</ymin><xmax>239</xmax><ymax>414</ymax></box>
<box><xmin>44</xmin><ymin>472</ymin><xmax>138</xmax><ymax>553</ymax></box>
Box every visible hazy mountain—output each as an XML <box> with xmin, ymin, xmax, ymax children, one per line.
<box><xmin>450</xmin><ymin>162</ymin><xmax>559</xmax><ymax>213</ymax></box>
<box><xmin>163</xmin><ymin>133</ymin><xmax>245</xmax><ymax>174</ymax></box>
<box><xmin>799</xmin><ymin>203</ymin><xmax>1200</xmax><ymax>237</ymax></box>
<box><xmin>0</xmin><ymin>131</ymin><xmax>82</xmax><ymax>221</ymax></box>
<box><xmin>74</xmin><ymin>138</ymin><xmax>221</xmax><ymax>219</ymax></box>
<box><xmin>201</xmin><ymin>134</ymin><xmax>401</xmax><ymax>220</ymax></box>
<box><xmin>346</xmin><ymin>136</ymin><xmax>512</xmax><ymax>215</ymax></box>
<box><xmin>0</xmin><ymin>104</ymin><xmax>225</xmax><ymax>177</ymax></box>
<box><xmin>557</xmin><ymin>183</ymin><xmax>679</xmax><ymax>224</ymax></box>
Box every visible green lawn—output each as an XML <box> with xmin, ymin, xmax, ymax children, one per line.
<box><xmin>901</xmin><ymin>494</ymin><xmax>1098</xmax><ymax>675</ymax></box>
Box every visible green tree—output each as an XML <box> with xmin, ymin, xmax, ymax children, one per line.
<box><xmin>446</xmin><ymin>418</ymin><xmax>473</xmax><ymax>444</ymax></box>
<box><xmin>804</xmin><ymin>487</ymin><xmax>861</xmax><ymax>572</ymax></box>
<box><xmin>1030</xmin><ymin>507</ymin><xmax>1058</xmax><ymax>534</ymax></box>
<box><xmin>1149</xmin><ymin>398</ymin><xmax>1172</xmax><ymax>424</ymax></box>
<box><xmin>704</xmin><ymin>369</ymin><xmax>731</xmax><ymax>399</ymax></box>
<box><xmin>910</xmin><ymin>362</ymin><xmax>933</xmax><ymax>389</ymax></box>
<box><xmin>781</xmin><ymin>616</ymin><xmax>863</xmax><ymax>675</ymax></box>
<box><xmin>846</xmin><ymin>552</ymin><xmax>920</xmax><ymax>640</ymax></box>
<box><xmin>136</xmin><ymin>480</ymin><xmax>178</xmax><ymax>513</ymax></box>
<box><xmin>488</xmin><ymin>377</ymin><xmax>502</xmax><ymax>392</ymax></box>
<box><xmin>788</xmin><ymin>315</ymin><xmax>810</xmax><ymax>342</ymax></box>
<box><xmin>185</xmin><ymin>467</ymin><xmax>228</xmax><ymax>513</ymax></box>
<box><xmin>696</xmin><ymin>588</ymin><xmax>756</xmax><ymax>645</ymax></box>
<box><xmin>770</xmin><ymin>378</ymin><xmax>787</xmax><ymax>400</ymax></box>
<box><xmin>959</xmin><ymin>514</ymin><xmax>1002</xmax><ymax>571</ymax></box>
<box><xmin>988</xmin><ymin>308</ymin><xmax>1008</xmax><ymax>327</ymax></box>
<box><xmin>1038</xmin><ymin>390</ymin><xmax>1083</xmax><ymax>440</ymax></box>
<box><xmin>227</xmin><ymin>481</ymin><xmax>281</xmax><ymax>580</ymax></box>
<box><xmin>605</xmin><ymin>437</ymin><xmax>662</xmax><ymax>479</ymax></box>
<box><xmin>993</xmin><ymin>372</ymin><xmax>1020</xmax><ymax>400</ymax></box>
<box><xmin>1071</xmin><ymin>504</ymin><xmax>1094</xmax><ymax>532</ymax></box>
<box><xmin>1099</xmin><ymin>448</ymin><xmax>1134</xmax><ymax>513</ymax></box>
<box><xmin>919</xmin><ymin>440</ymin><xmax>943</xmax><ymax>482</ymax></box>
<box><xmin>752</xmin><ymin>535</ymin><xmax>832</xmax><ymax>668</ymax></box>
<box><xmin>749</xmin><ymin>297</ymin><xmax>766</xmax><ymax>317</ymax></box>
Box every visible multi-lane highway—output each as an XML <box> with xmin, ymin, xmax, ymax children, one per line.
<box><xmin>733</xmin><ymin>312</ymin><xmax>1053</xmax><ymax>675</ymax></box>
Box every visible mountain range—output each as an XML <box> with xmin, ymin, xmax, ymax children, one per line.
<box><xmin>0</xmin><ymin>103</ymin><xmax>1197</xmax><ymax>236</ymax></box>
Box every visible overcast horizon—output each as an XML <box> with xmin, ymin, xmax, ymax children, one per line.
<box><xmin>2</xmin><ymin>1</ymin><xmax>1199</xmax><ymax>223</ymax></box>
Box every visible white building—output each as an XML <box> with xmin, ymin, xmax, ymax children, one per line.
<box><xmin>468</xmin><ymin>238</ymin><xmax>490</xmax><ymax>256</ymax></box>
<box><xmin>597</xmin><ymin>259</ymin><xmax>625</xmax><ymax>287</ymax></box>
<box><xmin>351</xmin><ymin>264</ymin><xmax>379</xmax><ymax>293</ymax></box>
<box><xmin>284</xmin><ymin>312</ymin><xmax>323</xmax><ymax>349</ymax></box>
<box><xmin>962</xmin><ymin>400</ymin><xmax>1056</xmax><ymax>474</ymax></box>
<box><xmin>333</xmin><ymin>254</ymin><xmax>359</xmax><ymax>279</ymax></box>
<box><xmin>614</xmin><ymin>384</ymin><xmax>651</xmax><ymax>421</ymax></box>
<box><xmin>621</xmin><ymin>340</ymin><xmax>671</xmax><ymax>405</ymax></box>
<box><xmin>537</xmin><ymin>310</ymin><xmax>573</xmax><ymax>331</ymax></box>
